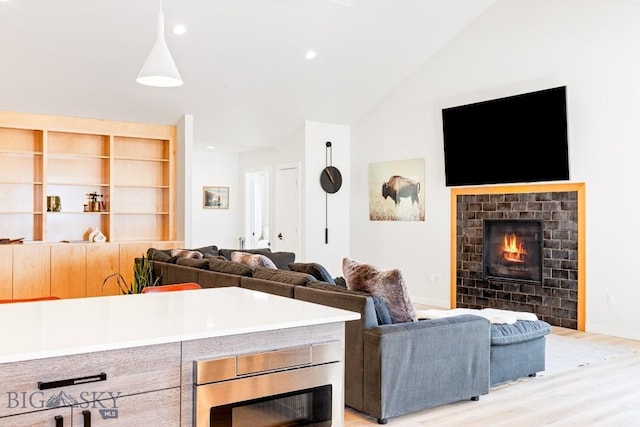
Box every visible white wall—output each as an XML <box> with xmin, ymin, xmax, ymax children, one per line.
<box><xmin>303</xmin><ymin>121</ymin><xmax>351</xmax><ymax>277</ymax></box>
<box><xmin>350</xmin><ymin>0</ymin><xmax>640</xmax><ymax>339</ymax></box>
<box><xmin>189</xmin><ymin>149</ymin><xmax>241</xmax><ymax>249</ymax></box>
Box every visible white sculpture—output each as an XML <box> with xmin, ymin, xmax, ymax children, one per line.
<box><xmin>88</xmin><ymin>228</ymin><xmax>107</xmax><ymax>243</ymax></box>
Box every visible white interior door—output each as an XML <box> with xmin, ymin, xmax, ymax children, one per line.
<box><xmin>275</xmin><ymin>164</ymin><xmax>301</xmax><ymax>257</ymax></box>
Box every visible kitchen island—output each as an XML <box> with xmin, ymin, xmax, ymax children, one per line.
<box><xmin>0</xmin><ymin>287</ymin><xmax>359</xmax><ymax>426</ymax></box>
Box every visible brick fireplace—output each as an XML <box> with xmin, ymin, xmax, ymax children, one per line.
<box><xmin>450</xmin><ymin>183</ymin><xmax>585</xmax><ymax>330</ymax></box>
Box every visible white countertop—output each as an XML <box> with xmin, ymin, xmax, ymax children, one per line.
<box><xmin>0</xmin><ymin>287</ymin><xmax>360</xmax><ymax>364</ymax></box>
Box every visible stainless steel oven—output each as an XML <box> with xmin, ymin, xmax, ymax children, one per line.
<box><xmin>194</xmin><ymin>341</ymin><xmax>343</xmax><ymax>427</ymax></box>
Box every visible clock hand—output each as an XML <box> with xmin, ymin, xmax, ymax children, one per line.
<box><xmin>325</xmin><ymin>168</ymin><xmax>335</xmax><ymax>184</ymax></box>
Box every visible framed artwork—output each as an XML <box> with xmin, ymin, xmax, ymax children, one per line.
<box><xmin>203</xmin><ymin>186</ymin><xmax>229</xmax><ymax>209</ymax></box>
<box><xmin>368</xmin><ymin>158</ymin><xmax>425</xmax><ymax>221</ymax></box>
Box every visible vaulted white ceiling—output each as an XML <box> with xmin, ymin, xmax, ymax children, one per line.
<box><xmin>0</xmin><ymin>0</ymin><xmax>497</xmax><ymax>151</ymax></box>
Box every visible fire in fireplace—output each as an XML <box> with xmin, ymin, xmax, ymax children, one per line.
<box><xmin>483</xmin><ymin>219</ymin><xmax>543</xmax><ymax>283</ymax></box>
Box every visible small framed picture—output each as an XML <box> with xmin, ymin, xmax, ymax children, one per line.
<box><xmin>203</xmin><ymin>186</ymin><xmax>229</xmax><ymax>209</ymax></box>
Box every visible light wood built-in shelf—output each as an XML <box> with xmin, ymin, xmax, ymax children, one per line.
<box><xmin>0</xmin><ymin>111</ymin><xmax>183</xmax><ymax>300</ymax></box>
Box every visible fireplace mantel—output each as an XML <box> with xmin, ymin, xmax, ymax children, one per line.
<box><xmin>450</xmin><ymin>183</ymin><xmax>586</xmax><ymax>330</ymax></box>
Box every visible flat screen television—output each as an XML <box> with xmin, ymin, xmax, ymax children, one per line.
<box><xmin>442</xmin><ymin>86</ymin><xmax>569</xmax><ymax>187</ymax></box>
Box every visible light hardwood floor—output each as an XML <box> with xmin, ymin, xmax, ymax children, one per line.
<box><xmin>344</xmin><ymin>326</ymin><xmax>640</xmax><ymax>426</ymax></box>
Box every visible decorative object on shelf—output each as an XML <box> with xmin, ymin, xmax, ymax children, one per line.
<box><xmin>203</xmin><ymin>186</ymin><xmax>229</xmax><ymax>209</ymax></box>
<box><xmin>101</xmin><ymin>255</ymin><xmax>160</xmax><ymax>294</ymax></box>
<box><xmin>0</xmin><ymin>237</ymin><xmax>24</xmax><ymax>245</ymax></box>
<box><xmin>86</xmin><ymin>192</ymin><xmax>104</xmax><ymax>212</ymax></box>
<box><xmin>47</xmin><ymin>195</ymin><xmax>61</xmax><ymax>212</ymax></box>
<box><xmin>320</xmin><ymin>141</ymin><xmax>342</xmax><ymax>244</ymax></box>
<box><xmin>137</xmin><ymin>0</ymin><xmax>183</xmax><ymax>87</ymax></box>
<box><xmin>88</xmin><ymin>227</ymin><xmax>107</xmax><ymax>243</ymax></box>
<box><xmin>368</xmin><ymin>158</ymin><xmax>425</xmax><ymax>222</ymax></box>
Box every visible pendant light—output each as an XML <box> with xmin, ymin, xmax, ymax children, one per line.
<box><xmin>136</xmin><ymin>0</ymin><xmax>183</xmax><ymax>87</ymax></box>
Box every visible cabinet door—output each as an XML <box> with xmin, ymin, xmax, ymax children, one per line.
<box><xmin>0</xmin><ymin>407</ymin><xmax>71</xmax><ymax>426</ymax></box>
<box><xmin>118</xmin><ymin>242</ymin><xmax>153</xmax><ymax>286</ymax></box>
<box><xmin>71</xmin><ymin>387</ymin><xmax>180</xmax><ymax>426</ymax></box>
<box><xmin>0</xmin><ymin>245</ymin><xmax>12</xmax><ymax>299</ymax></box>
<box><xmin>13</xmin><ymin>244</ymin><xmax>50</xmax><ymax>299</ymax></box>
<box><xmin>51</xmin><ymin>245</ymin><xmax>87</xmax><ymax>299</ymax></box>
<box><xmin>85</xmin><ymin>243</ymin><xmax>119</xmax><ymax>297</ymax></box>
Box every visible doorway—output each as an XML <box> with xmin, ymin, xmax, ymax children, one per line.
<box><xmin>244</xmin><ymin>169</ymin><xmax>270</xmax><ymax>249</ymax></box>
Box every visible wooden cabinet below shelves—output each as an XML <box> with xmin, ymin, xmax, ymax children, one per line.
<box><xmin>0</xmin><ymin>246</ymin><xmax>12</xmax><ymax>299</ymax></box>
<box><xmin>12</xmin><ymin>245</ymin><xmax>51</xmax><ymax>300</ymax></box>
<box><xmin>0</xmin><ymin>241</ymin><xmax>182</xmax><ymax>300</ymax></box>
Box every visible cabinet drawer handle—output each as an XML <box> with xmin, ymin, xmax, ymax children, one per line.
<box><xmin>38</xmin><ymin>372</ymin><xmax>107</xmax><ymax>390</ymax></box>
<box><xmin>82</xmin><ymin>410</ymin><xmax>92</xmax><ymax>427</ymax></box>
<box><xmin>55</xmin><ymin>415</ymin><xmax>64</xmax><ymax>427</ymax></box>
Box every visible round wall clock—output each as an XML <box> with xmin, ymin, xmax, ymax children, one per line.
<box><xmin>320</xmin><ymin>165</ymin><xmax>342</xmax><ymax>194</ymax></box>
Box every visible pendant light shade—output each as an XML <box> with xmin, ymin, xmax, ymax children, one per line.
<box><xmin>137</xmin><ymin>2</ymin><xmax>183</xmax><ymax>87</ymax></box>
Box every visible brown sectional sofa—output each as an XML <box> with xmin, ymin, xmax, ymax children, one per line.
<box><xmin>146</xmin><ymin>247</ymin><xmax>491</xmax><ymax>424</ymax></box>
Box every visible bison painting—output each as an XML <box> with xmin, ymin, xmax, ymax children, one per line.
<box><xmin>381</xmin><ymin>175</ymin><xmax>421</xmax><ymax>207</ymax></box>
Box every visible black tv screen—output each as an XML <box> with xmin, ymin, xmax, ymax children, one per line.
<box><xmin>442</xmin><ymin>86</ymin><xmax>569</xmax><ymax>187</ymax></box>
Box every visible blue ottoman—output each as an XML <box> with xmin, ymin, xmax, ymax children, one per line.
<box><xmin>490</xmin><ymin>320</ymin><xmax>552</xmax><ymax>386</ymax></box>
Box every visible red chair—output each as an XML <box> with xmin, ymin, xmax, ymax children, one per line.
<box><xmin>0</xmin><ymin>296</ymin><xmax>60</xmax><ymax>304</ymax></box>
<box><xmin>141</xmin><ymin>283</ymin><xmax>202</xmax><ymax>293</ymax></box>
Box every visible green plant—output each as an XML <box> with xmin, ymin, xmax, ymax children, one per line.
<box><xmin>102</xmin><ymin>255</ymin><xmax>160</xmax><ymax>294</ymax></box>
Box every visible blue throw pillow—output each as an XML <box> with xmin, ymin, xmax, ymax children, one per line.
<box><xmin>288</xmin><ymin>262</ymin><xmax>335</xmax><ymax>284</ymax></box>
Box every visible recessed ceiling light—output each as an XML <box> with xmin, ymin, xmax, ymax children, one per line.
<box><xmin>206</xmin><ymin>146</ymin><xmax>215</xmax><ymax>150</ymax></box>
<box><xmin>305</xmin><ymin>50</ymin><xmax>317</xmax><ymax>60</ymax></box>
<box><xmin>172</xmin><ymin>25</ymin><xmax>186</xmax><ymax>35</ymax></box>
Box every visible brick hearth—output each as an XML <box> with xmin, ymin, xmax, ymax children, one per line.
<box><xmin>450</xmin><ymin>183</ymin><xmax>585</xmax><ymax>330</ymax></box>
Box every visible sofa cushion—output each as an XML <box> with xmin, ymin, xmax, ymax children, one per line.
<box><xmin>194</xmin><ymin>245</ymin><xmax>219</xmax><ymax>257</ymax></box>
<box><xmin>306</xmin><ymin>281</ymin><xmax>393</xmax><ymax>325</ymax></box>
<box><xmin>176</xmin><ymin>257</ymin><xmax>210</xmax><ymax>269</ymax></box>
<box><xmin>171</xmin><ymin>248</ymin><xmax>204</xmax><ymax>259</ymax></box>
<box><xmin>253</xmin><ymin>267</ymin><xmax>317</xmax><ymax>286</ymax></box>
<box><xmin>343</xmin><ymin>257</ymin><xmax>417</xmax><ymax>323</ymax></box>
<box><xmin>264</xmin><ymin>251</ymin><xmax>296</xmax><ymax>270</ymax></box>
<box><xmin>491</xmin><ymin>320</ymin><xmax>552</xmax><ymax>346</ymax></box>
<box><xmin>208</xmin><ymin>258</ymin><xmax>253</xmax><ymax>277</ymax></box>
<box><xmin>231</xmin><ymin>251</ymin><xmax>278</xmax><ymax>270</ymax></box>
<box><xmin>204</xmin><ymin>254</ymin><xmax>227</xmax><ymax>261</ymax></box>
<box><xmin>289</xmin><ymin>262</ymin><xmax>335</xmax><ymax>284</ymax></box>
<box><xmin>147</xmin><ymin>248</ymin><xmax>175</xmax><ymax>263</ymax></box>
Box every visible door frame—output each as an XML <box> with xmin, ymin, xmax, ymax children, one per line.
<box><xmin>244</xmin><ymin>167</ymin><xmax>271</xmax><ymax>250</ymax></box>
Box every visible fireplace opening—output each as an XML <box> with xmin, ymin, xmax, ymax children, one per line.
<box><xmin>483</xmin><ymin>219</ymin><xmax>543</xmax><ymax>284</ymax></box>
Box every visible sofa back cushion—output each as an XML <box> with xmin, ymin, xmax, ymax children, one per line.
<box><xmin>253</xmin><ymin>267</ymin><xmax>317</xmax><ymax>286</ymax></box>
<box><xmin>263</xmin><ymin>252</ymin><xmax>296</xmax><ymax>270</ymax></box>
<box><xmin>288</xmin><ymin>262</ymin><xmax>335</xmax><ymax>284</ymax></box>
<box><xmin>147</xmin><ymin>248</ymin><xmax>177</xmax><ymax>263</ymax></box>
<box><xmin>343</xmin><ymin>257</ymin><xmax>417</xmax><ymax>323</ymax></box>
<box><xmin>208</xmin><ymin>258</ymin><xmax>253</xmax><ymax>277</ymax></box>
